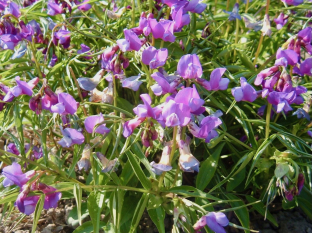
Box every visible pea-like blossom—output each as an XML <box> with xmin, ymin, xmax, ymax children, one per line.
<box><xmin>151</xmin><ymin>71</ymin><xmax>180</xmax><ymax>96</ymax></box>
<box><xmin>300</xmin><ymin>57</ymin><xmax>312</xmax><ymax>76</ymax></box>
<box><xmin>50</xmin><ymin>92</ymin><xmax>78</xmax><ymax>115</ymax></box>
<box><xmin>188</xmin><ymin>110</ymin><xmax>223</xmax><ymax>143</ymax></box>
<box><xmin>275</xmin><ymin>48</ymin><xmax>299</xmax><ymax>67</ymax></box>
<box><xmin>121</xmin><ymin>74</ymin><xmax>143</xmax><ymax>91</ymax></box>
<box><xmin>2</xmin><ymin>162</ymin><xmax>36</xmax><ymax>188</ymax></box>
<box><xmin>142</xmin><ymin>46</ymin><xmax>168</xmax><ymax>69</ymax></box>
<box><xmin>274</xmin><ymin>13</ymin><xmax>288</xmax><ymax>30</ymax></box>
<box><xmin>178</xmin><ymin>140</ymin><xmax>199</xmax><ymax>172</ymax></box>
<box><xmin>196</xmin><ymin>68</ymin><xmax>229</xmax><ymax>91</ymax></box>
<box><xmin>53</xmin><ymin>30</ymin><xmax>71</xmax><ymax>49</ymax></box>
<box><xmin>77</xmin><ymin>44</ymin><xmax>91</xmax><ymax>59</ymax></box>
<box><xmin>149</xmin><ymin>19</ymin><xmax>176</xmax><ymax>42</ymax></box>
<box><xmin>177</xmin><ymin>54</ymin><xmax>202</xmax><ymax>79</ymax></box>
<box><xmin>84</xmin><ymin>113</ymin><xmax>110</xmax><ymax>134</ymax></box>
<box><xmin>267</xmin><ymin>91</ymin><xmax>295</xmax><ymax>113</ymax></box>
<box><xmin>224</xmin><ymin>3</ymin><xmax>241</xmax><ymax>21</ymax></box>
<box><xmin>162</xmin><ymin>99</ymin><xmax>191</xmax><ymax>127</ymax></box>
<box><xmin>151</xmin><ymin>142</ymin><xmax>172</xmax><ymax>175</ymax></box>
<box><xmin>281</xmin><ymin>0</ymin><xmax>303</xmax><ymax>6</ymax></box>
<box><xmin>193</xmin><ymin>212</ymin><xmax>229</xmax><ymax>233</ymax></box>
<box><xmin>74</xmin><ymin>0</ymin><xmax>92</xmax><ymax>11</ymax></box>
<box><xmin>117</xmin><ymin>29</ymin><xmax>142</xmax><ymax>52</ymax></box>
<box><xmin>132</xmin><ymin>12</ymin><xmax>151</xmax><ymax>36</ymax></box>
<box><xmin>47</xmin><ymin>0</ymin><xmax>63</xmax><ymax>15</ymax></box>
<box><xmin>4</xmin><ymin>2</ymin><xmax>21</xmax><ymax>18</ymax></box>
<box><xmin>231</xmin><ymin>77</ymin><xmax>257</xmax><ymax>102</ymax></box>
<box><xmin>58</xmin><ymin>128</ymin><xmax>85</xmax><ymax>147</ymax></box>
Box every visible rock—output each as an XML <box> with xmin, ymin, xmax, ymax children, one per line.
<box><xmin>41</xmin><ymin>224</ymin><xmax>56</xmax><ymax>233</ymax></box>
<box><xmin>307</xmin><ymin>228</ymin><xmax>312</xmax><ymax>233</ymax></box>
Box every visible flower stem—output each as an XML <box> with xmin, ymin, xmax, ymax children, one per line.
<box><xmin>265</xmin><ymin>103</ymin><xmax>272</xmax><ymax>140</ymax></box>
<box><xmin>29</xmin><ymin>39</ymin><xmax>43</xmax><ymax>79</ymax></box>
<box><xmin>245</xmin><ymin>0</ymin><xmax>249</xmax><ymax>13</ymax></box>
<box><xmin>253</xmin><ymin>34</ymin><xmax>264</xmax><ymax>66</ymax></box>
<box><xmin>132</xmin><ymin>0</ymin><xmax>136</xmax><ymax>28</ymax></box>
<box><xmin>224</xmin><ymin>132</ymin><xmax>252</xmax><ymax>150</ymax></box>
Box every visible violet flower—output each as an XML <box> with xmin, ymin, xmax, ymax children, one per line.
<box><xmin>47</xmin><ymin>0</ymin><xmax>63</xmax><ymax>15</ymax></box>
<box><xmin>117</xmin><ymin>29</ymin><xmax>142</xmax><ymax>52</ymax></box>
<box><xmin>178</xmin><ymin>140</ymin><xmax>199</xmax><ymax>172</ymax></box>
<box><xmin>224</xmin><ymin>3</ymin><xmax>241</xmax><ymax>21</ymax></box>
<box><xmin>48</xmin><ymin>54</ymin><xmax>58</xmax><ymax>68</ymax></box>
<box><xmin>177</xmin><ymin>54</ymin><xmax>202</xmax><ymax>79</ymax></box>
<box><xmin>121</xmin><ymin>75</ymin><xmax>143</xmax><ymax>91</ymax></box>
<box><xmin>75</xmin><ymin>0</ymin><xmax>92</xmax><ymax>11</ymax></box>
<box><xmin>174</xmin><ymin>85</ymin><xmax>205</xmax><ymax>115</ymax></box>
<box><xmin>281</xmin><ymin>0</ymin><xmax>303</xmax><ymax>6</ymax></box>
<box><xmin>77</xmin><ymin>44</ymin><xmax>91</xmax><ymax>59</ymax></box>
<box><xmin>162</xmin><ymin>99</ymin><xmax>191</xmax><ymax>127</ymax></box>
<box><xmin>300</xmin><ymin>57</ymin><xmax>312</xmax><ymax>76</ymax></box>
<box><xmin>193</xmin><ymin>212</ymin><xmax>229</xmax><ymax>233</ymax></box>
<box><xmin>151</xmin><ymin>143</ymin><xmax>172</xmax><ymax>175</ymax></box>
<box><xmin>84</xmin><ymin>113</ymin><xmax>110</xmax><ymax>134</ymax></box>
<box><xmin>2</xmin><ymin>162</ymin><xmax>35</xmax><ymax>188</ymax></box>
<box><xmin>132</xmin><ymin>12</ymin><xmax>151</xmax><ymax>36</ymax></box>
<box><xmin>50</xmin><ymin>92</ymin><xmax>78</xmax><ymax>115</ymax></box>
<box><xmin>3</xmin><ymin>77</ymin><xmax>39</xmax><ymax>102</ymax></box>
<box><xmin>151</xmin><ymin>71</ymin><xmax>180</xmax><ymax>96</ymax></box>
<box><xmin>53</xmin><ymin>30</ymin><xmax>71</xmax><ymax>49</ymax></box>
<box><xmin>171</xmin><ymin>5</ymin><xmax>191</xmax><ymax>32</ymax></box>
<box><xmin>267</xmin><ymin>91</ymin><xmax>296</xmax><ymax>113</ymax></box>
<box><xmin>0</xmin><ymin>34</ymin><xmax>21</xmax><ymax>50</ymax></box>
<box><xmin>243</xmin><ymin>16</ymin><xmax>262</xmax><ymax>32</ymax></box>
<box><xmin>293</xmin><ymin>108</ymin><xmax>310</xmax><ymax>121</ymax></box>
<box><xmin>4</xmin><ymin>2</ymin><xmax>21</xmax><ymax>18</ymax></box>
<box><xmin>142</xmin><ymin>46</ymin><xmax>168</xmax><ymax>69</ymax></box>
<box><xmin>197</xmin><ymin>68</ymin><xmax>229</xmax><ymax>91</ymax></box>
<box><xmin>184</xmin><ymin>0</ymin><xmax>207</xmax><ymax>14</ymax></box>
<box><xmin>276</xmin><ymin>48</ymin><xmax>299</xmax><ymax>66</ymax></box>
<box><xmin>58</xmin><ymin>128</ymin><xmax>85</xmax><ymax>147</ymax></box>
<box><xmin>231</xmin><ymin>77</ymin><xmax>257</xmax><ymax>102</ymax></box>
<box><xmin>149</xmin><ymin>19</ymin><xmax>176</xmax><ymax>42</ymax></box>
<box><xmin>188</xmin><ymin>110</ymin><xmax>223</xmax><ymax>143</ymax></box>
<box><xmin>274</xmin><ymin>13</ymin><xmax>288</xmax><ymax>30</ymax></box>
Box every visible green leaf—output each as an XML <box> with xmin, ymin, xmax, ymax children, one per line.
<box><xmin>73</xmin><ymin>220</ymin><xmax>106</xmax><ymax>233</ymax></box>
<box><xmin>13</xmin><ymin>104</ymin><xmax>24</xmax><ymax>157</ymax></box>
<box><xmin>225</xmin><ymin>194</ymin><xmax>249</xmax><ymax>233</ymax></box>
<box><xmin>148</xmin><ymin>206</ymin><xmax>165</xmax><ymax>233</ymax></box>
<box><xmin>169</xmin><ymin>186</ymin><xmax>221</xmax><ymax>201</ymax></box>
<box><xmin>196</xmin><ymin>143</ymin><xmax>225</xmax><ymax>191</ymax></box>
<box><xmin>226</xmin><ymin>168</ymin><xmax>246</xmax><ymax>192</ymax></box>
<box><xmin>0</xmin><ymin>191</ymin><xmax>19</xmax><ymax>205</ymax></box>
<box><xmin>73</xmin><ymin>184</ymin><xmax>83</xmax><ymax>225</ymax></box>
<box><xmin>32</xmin><ymin>195</ymin><xmax>45</xmax><ymax>233</ymax></box>
<box><xmin>274</xmin><ymin>163</ymin><xmax>290</xmax><ymax>178</ymax></box>
<box><xmin>127</xmin><ymin>152</ymin><xmax>152</xmax><ymax>190</ymax></box>
<box><xmin>245</xmin><ymin>196</ymin><xmax>278</xmax><ymax>227</ymax></box>
<box><xmin>88</xmin><ymin>191</ymin><xmax>105</xmax><ymax>233</ymax></box>
<box><xmin>67</xmin><ymin>203</ymin><xmax>90</xmax><ymax>228</ymax></box>
<box><xmin>130</xmin><ymin>193</ymin><xmax>149</xmax><ymax>233</ymax></box>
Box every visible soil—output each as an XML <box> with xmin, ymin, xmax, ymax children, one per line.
<box><xmin>0</xmin><ymin>200</ymin><xmax>311</xmax><ymax>233</ymax></box>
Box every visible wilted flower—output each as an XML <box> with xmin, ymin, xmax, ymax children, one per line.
<box><xmin>151</xmin><ymin>142</ymin><xmax>172</xmax><ymax>175</ymax></box>
<box><xmin>96</xmin><ymin>152</ymin><xmax>118</xmax><ymax>172</ymax></box>
<box><xmin>261</xmin><ymin>14</ymin><xmax>272</xmax><ymax>36</ymax></box>
<box><xmin>243</xmin><ymin>16</ymin><xmax>262</xmax><ymax>32</ymax></box>
<box><xmin>178</xmin><ymin>140</ymin><xmax>199</xmax><ymax>172</ymax></box>
<box><xmin>193</xmin><ymin>212</ymin><xmax>229</xmax><ymax>233</ymax></box>
<box><xmin>77</xmin><ymin>144</ymin><xmax>91</xmax><ymax>171</ymax></box>
<box><xmin>121</xmin><ymin>74</ymin><xmax>143</xmax><ymax>91</ymax></box>
<box><xmin>78</xmin><ymin>69</ymin><xmax>105</xmax><ymax>91</ymax></box>
<box><xmin>231</xmin><ymin>77</ymin><xmax>257</xmax><ymax>102</ymax></box>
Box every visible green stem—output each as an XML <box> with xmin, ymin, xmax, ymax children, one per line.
<box><xmin>132</xmin><ymin>0</ymin><xmax>136</xmax><ymax>28</ymax></box>
<box><xmin>265</xmin><ymin>104</ymin><xmax>272</xmax><ymax>141</ymax></box>
<box><xmin>234</xmin><ymin>18</ymin><xmax>239</xmax><ymax>58</ymax></box>
<box><xmin>253</xmin><ymin>34</ymin><xmax>264</xmax><ymax>66</ymax></box>
<box><xmin>224</xmin><ymin>132</ymin><xmax>252</xmax><ymax>150</ymax></box>
<box><xmin>29</xmin><ymin>40</ymin><xmax>43</xmax><ymax>79</ymax></box>
<box><xmin>158</xmin><ymin>126</ymin><xmax>178</xmax><ymax>188</ymax></box>
<box><xmin>245</xmin><ymin>0</ymin><xmax>249</xmax><ymax>13</ymax></box>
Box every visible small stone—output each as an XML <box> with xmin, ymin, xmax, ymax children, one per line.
<box><xmin>42</xmin><ymin>224</ymin><xmax>56</xmax><ymax>233</ymax></box>
<box><xmin>307</xmin><ymin>228</ymin><xmax>312</xmax><ymax>233</ymax></box>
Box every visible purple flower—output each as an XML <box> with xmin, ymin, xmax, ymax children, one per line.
<box><xmin>193</xmin><ymin>212</ymin><xmax>229</xmax><ymax>233</ymax></box>
<box><xmin>151</xmin><ymin>143</ymin><xmax>172</xmax><ymax>175</ymax></box>
<box><xmin>123</xmin><ymin>117</ymin><xmax>145</xmax><ymax>137</ymax></box>
<box><xmin>224</xmin><ymin>3</ymin><xmax>241</xmax><ymax>21</ymax></box>
<box><xmin>254</xmin><ymin>66</ymin><xmax>279</xmax><ymax>86</ymax></box>
<box><xmin>267</xmin><ymin>91</ymin><xmax>296</xmax><ymax>113</ymax></box>
<box><xmin>162</xmin><ymin>99</ymin><xmax>191</xmax><ymax>127</ymax></box>
<box><xmin>121</xmin><ymin>75</ymin><xmax>143</xmax><ymax>91</ymax></box>
<box><xmin>0</xmin><ymin>34</ymin><xmax>21</xmax><ymax>50</ymax></box>
<box><xmin>188</xmin><ymin>110</ymin><xmax>223</xmax><ymax>143</ymax></box>
<box><xmin>276</xmin><ymin>48</ymin><xmax>299</xmax><ymax>66</ymax></box>
<box><xmin>231</xmin><ymin>77</ymin><xmax>257</xmax><ymax>102</ymax></box>
<box><xmin>50</xmin><ymin>92</ymin><xmax>78</xmax><ymax>115</ymax></box>
<box><xmin>3</xmin><ymin>77</ymin><xmax>39</xmax><ymax>102</ymax></box>
<box><xmin>2</xmin><ymin>162</ymin><xmax>35</xmax><ymax>188</ymax></box>
<box><xmin>177</xmin><ymin>54</ymin><xmax>202</xmax><ymax>79</ymax></box>
<box><xmin>16</xmin><ymin>191</ymin><xmax>40</xmax><ymax>215</ymax></box>
<box><xmin>184</xmin><ymin>0</ymin><xmax>207</xmax><ymax>14</ymax></box>
<box><xmin>274</xmin><ymin>13</ymin><xmax>288</xmax><ymax>30</ymax></box>
<box><xmin>53</xmin><ymin>30</ymin><xmax>71</xmax><ymax>49</ymax></box>
<box><xmin>174</xmin><ymin>85</ymin><xmax>205</xmax><ymax>115</ymax></box>
<box><xmin>151</xmin><ymin>71</ymin><xmax>180</xmax><ymax>96</ymax></box>
<box><xmin>78</xmin><ymin>69</ymin><xmax>105</xmax><ymax>91</ymax></box>
<box><xmin>178</xmin><ymin>140</ymin><xmax>199</xmax><ymax>172</ymax></box>
<box><xmin>132</xmin><ymin>12</ymin><xmax>151</xmax><ymax>36</ymax></box>
<box><xmin>171</xmin><ymin>6</ymin><xmax>191</xmax><ymax>31</ymax></box>
<box><xmin>48</xmin><ymin>54</ymin><xmax>58</xmax><ymax>68</ymax></box>
<box><xmin>58</xmin><ymin>128</ymin><xmax>85</xmax><ymax>147</ymax></box>
<box><xmin>298</xmin><ymin>27</ymin><xmax>312</xmax><ymax>44</ymax></box>
<box><xmin>77</xmin><ymin>44</ymin><xmax>91</xmax><ymax>59</ymax></box>
<box><xmin>243</xmin><ymin>16</ymin><xmax>262</xmax><ymax>32</ymax></box>
<box><xmin>75</xmin><ymin>0</ymin><xmax>92</xmax><ymax>11</ymax></box>
<box><xmin>197</xmin><ymin>68</ymin><xmax>229</xmax><ymax>91</ymax></box>
<box><xmin>117</xmin><ymin>29</ymin><xmax>142</xmax><ymax>52</ymax></box>
<box><xmin>149</xmin><ymin>19</ymin><xmax>176</xmax><ymax>42</ymax></box>
<box><xmin>300</xmin><ymin>57</ymin><xmax>312</xmax><ymax>76</ymax></box>
<box><xmin>39</xmin><ymin>183</ymin><xmax>62</xmax><ymax>209</ymax></box>
<box><xmin>6</xmin><ymin>143</ymin><xmax>20</xmax><ymax>155</ymax></box>
<box><xmin>47</xmin><ymin>0</ymin><xmax>63</xmax><ymax>15</ymax></box>
<box><xmin>29</xmin><ymin>94</ymin><xmax>42</xmax><ymax>114</ymax></box>
<box><xmin>281</xmin><ymin>0</ymin><xmax>303</xmax><ymax>6</ymax></box>
<box><xmin>4</xmin><ymin>2</ymin><xmax>21</xmax><ymax>18</ymax></box>
<box><xmin>142</xmin><ymin>46</ymin><xmax>168</xmax><ymax>69</ymax></box>
<box><xmin>84</xmin><ymin>113</ymin><xmax>110</xmax><ymax>134</ymax></box>
<box><xmin>293</xmin><ymin>108</ymin><xmax>310</xmax><ymax>121</ymax></box>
